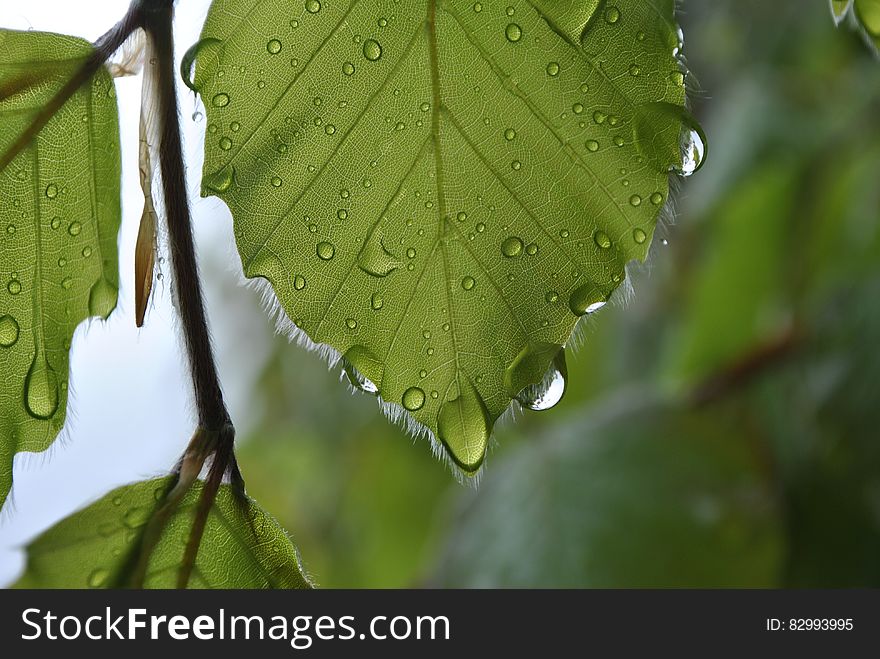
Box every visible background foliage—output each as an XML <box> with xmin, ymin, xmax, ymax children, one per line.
<box><xmin>236</xmin><ymin>0</ymin><xmax>880</xmax><ymax>587</ymax></box>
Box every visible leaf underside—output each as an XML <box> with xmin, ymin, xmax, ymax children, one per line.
<box><xmin>0</xmin><ymin>30</ymin><xmax>121</xmax><ymax>506</ymax></box>
<box><xmin>14</xmin><ymin>477</ymin><xmax>313</xmax><ymax>589</ymax></box>
<box><xmin>192</xmin><ymin>0</ymin><xmax>690</xmax><ymax>471</ymax></box>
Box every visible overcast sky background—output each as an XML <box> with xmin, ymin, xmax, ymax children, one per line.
<box><xmin>0</xmin><ymin>0</ymin><xmax>275</xmax><ymax>586</ymax></box>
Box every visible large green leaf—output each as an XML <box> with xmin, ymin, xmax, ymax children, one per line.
<box><xmin>14</xmin><ymin>477</ymin><xmax>313</xmax><ymax>589</ymax></box>
<box><xmin>191</xmin><ymin>0</ymin><xmax>697</xmax><ymax>471</ymax></box>
<box><xmin>431</xmin><ymin>395</ymin><xmax>784</xmax><ymax>587</ymax></box>
<box><xmin>0</xmin><ymin>30</ymin><xmax>121</xmax><ymax>506</ymax></box>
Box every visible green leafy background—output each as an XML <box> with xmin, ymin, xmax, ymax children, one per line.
<box><xmin>0</xmin><ymin>30</ymin><xmax>120</xmax><ymax>507</ymax></box>
<box><xmin>232</xmin><ymin>0</ymin><xmax>879</xmax><ymax>587</ymax></box>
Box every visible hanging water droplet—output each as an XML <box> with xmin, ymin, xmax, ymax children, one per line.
<box><xmin>24</xmin><ymin>352</ymin><xmax>60</xmax><ymax>419</ymax></box>
<box><xmin>316</xmin><ymin>241</ymin><xmax>336</xmax><ymax>260</ymax></box>
<box><xmin>363</xmin><ymin>39</ymin><xmax>382</xmax><ymax>61</ymax></box>
<box><xmin>513</xmin><ymin>347</ymin><xmax>568</xmax><ymax>411</ymax></box>
<box><xmin>203</xmin><ymin>164</ymin><xmax>234</xmax><ymax>193</ymax></box>
<box><xmin>89</xmin><ymin>278</ymin><xmax>117</xmax><ymax>318</ymax></box>
<box><xmin>0</xmin><ymin>315</ymin><xmax>19</xmax><ymax>348</ymax></box>
<box><xmin>402</xmin><ymin>386</ymin><xmax>425</xmax><ymax>411</ymax></box>
<box><xmin>505</xmin><ymin>23</ymin><xmax>522</xmax><ymax>42</ymax></box>
<box><xmin>569</xmin><ymin>283</ymin><xmax>607</xmax><ymax>316</ymax></box>
<box><xmin>679</xmin><ymin>126</ymin><xmax>706</xmax><ymax>176</ymax></box>
<box><xmin>437</xmin><ymin>378</ymin><xmax>490</xmax><ymax>472</ymax></box>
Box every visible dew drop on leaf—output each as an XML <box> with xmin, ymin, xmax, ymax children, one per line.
<box><xmin>316</xmin><ymin>241</ymin><xmax>336</xmax><ymax>260</ymax></box>
<box><xmin>593</xmin><ymin>230</ymin><xmax>611</xmax><ymax>249</ymax></box>
<box><xmin>402</xmin><ymin>386</ymin><xmax>426</xmax><ymax>411</ymax></box>
<box><xmin>212</xmin><ymin>92</ymin><xmax>230</xmax><ymax>108</ymax></box>
<box><xmin>461</xmin><ymin>276</ymin><xmax>476</xmax><ymax>291</ymax></box>
<box><xmin>267</xmin><ymin>39</ymin><xmax>282</xmax><ymax>55</ymax></box>
<box><xmin>371</xmin><ymin>292</ymin><xmax>384</xmax><ymax>310</ymax></box>
<box><xmin>363</xmin><ymin>39</ymin><xmax>382</xmax><ymax>61</ymax></box>
<box><xmin>546</xmin><ymin>61</ymin><xmax>560</xmax><ymax>76</ymax></box>
<box><xmin>505</xmin><ymin>23</ymin><xmax>522</xmax><ymax>42</ymax></box>
<box><xmin>87</xmin><ymin>568</ymin><xmax>109</xmax><ymax>588</ymax></box>
<box><xmin>305</xmin><ymin>0</ymin><xmax>321</xmax><ymax>13</ymax></box>
<box><xmin>437</xmin><ymin>378</ymin><xmax>491</xmax><ymax>471</ymax></box>
<box><xmin>293</xmin><ymin>275</ymin><xmax>306</xmax><ymax>290</ymax></box>
<box><xmin>501</xmin><ymin>236</ymin><xmax>523</xmax><ymax>257</ymax></box>
<box><xmin>343</xmin><ymin>61</ymin><xmax>355</xmax><ymax>76</ymax></box>
<box><xmin>7</xmin><ymin>279</ymin><xmax>22</xmax><ymax>295</ymax></box>
<box><xmin>45</xmin><ymin>184</ymin><xmax>58</xmax><ymax>199</ymax></box>
<box><xmin>586</xmin><ymin>139</ymin><xmax>599</xmax><ymax>152</ymax></box>
<box><xmin>633</xmin><ymin>228</ymin><xmax>647</xmax><ymax>244</ymax></box>
<box><xmin>68</xmin><ymin>221</ymin><xmax>82</xmax><ymax>236</ymax></box>
<box><xmin>0</xmin><ymin>315</ymin><xmax>20</xmax><ymax>348</ymax></box>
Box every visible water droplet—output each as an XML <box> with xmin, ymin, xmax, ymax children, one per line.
<box><xmin>88</xmin><ymin>278</ymin><xmax>116</xmax><ymax>318</ymax></box>
<box><xmin>219</xmin><ymin>136</ymin><xmax>232</xmax><ymax>151</ymax></box>
<box><xmin>629</xmin><ymin>64</ymin><xmax>641</xmax><ymax>76</ymax></box>
<box><xmin>343</xmin><ymin>61</ymin><xmax>355</xmax><ymax>76</ymax></box>
<box><xmin>363</xmin><ymin>39</ymin><xmax>382</xmax><ymax>61</ymax></box>
<box><xmin>546</xmin><ymin>61</ymin><xmax>560</xmax><ymax>76</ymax></box>
<box><xmin>629</xmin><ymin>194</ymin><xmax>642</xmax><ymax>207</ymax></box>
<box><xmin>342</xmin><ymin>346</ymin><xmax>382</xmax><ymax>394</ymax></box>
<box><xmin>670</xmin><ymin>70</ymin><xmax>685</xmax><ymax>87</ymax></box>
<box><xmin>501</xmin><ymin>236</ymin><xmax>523</xmax><ymax>257</ymax></box>
<box><xmin>634</xmin><ymin>102</ymin><xmax>707</xmax><ymax>176</ymax></box>
<box><xmin>45</xmin><ymin>184</ymin><xmax>58</xmax><ymax>199</ymax></box>
<box><xmin>203</xmin><ymin>164</ymin><xmax>234</xmax><ymax>193</ymax></box>
<box><xmin>526</xmin><ymin>242</ymin><xmax>538</xmax><ymax>255</ymax></box>
<box><xmin>267</xmin><ymin>39</ymin><xmax>282</xmax><ymax>54</ymax></box>
<box><xmin>545</xmin><ymin>290</ymin><xmax>559</xmax><ymax>303</ymax></box>
<box><xmin>0</xmin><ymin>315</ymin><xmax>20</xmax><ymax>348</ymax></box>
<box><xmin>680</xmin><ymin>127</ymin><xmax>706</xmax><ymax>176</ymax></box>
<box><xmin>605</xmin><ymin>6</ymin><xmax>621</xmax><ymax>24</ymax></box>
<box><xmin>7</xmin><ymin>279</ymin><xmax>22</xmax><ymax>295</ymax></box>
<box><xmin>24</xmin><ymin>352</ymin><xmax>60</xmax><ymax>419</ymax></box>
<box><xmin>437</xmin><ymin>378</ymin><xmax>490</xmax><ymax>472</ymax></box>
<box><xmin>633</xmin><ymin>228</ymin><xmax>647</xmax><ymax>244</ymax></box>
<box><xmin>82</xmin><ymin>246</ymin><xmax>93</xmax><ymax>257</ymax></box>
<box><xmin>230</xmin><ymin>121</ymin><xmax>240</xmax><ymax>132</ymax></box>
<box><xmin>473</xmin><ymin>2</ymin><xmax>482</xmax><ymax>12</ymax></box>
<box><xmin>345</xmin><ymin>317</ymin><xmax>358</xmax><ymax>329</ymax></box>
<box><xmin>271</xmin><ymin>176</ymin><xmax>283</xmax><ymax>188</ymax></box>
<box><xmin>306</xmin><ymin>0</ymin><xmax>321</xmax><ymax>13</ymax></box>
<box><xmin>592</xmin><ymin>110</ymin><xmax>607</xmax><ymax>124</ymax></box>
<box><xmin>61</xmin><ymin>276</ymin><xmax>73</xmax><ymax>290</ymax></box>
<box><xmin>461</xmin><ymin>276</ymin><xmax>476</xmax><ymax>291</ymax></box>
<box><xmin>585</xmin><ymin>139</ymin><xmax>599</xmax><ymax>152</ymax></box>
<box><xmin>569</xmin><ymin>283</ymin><xmax>607</xmax><ymax>316</ymax></box>
<box><xmin>6</xmin><ymin>224</ymin><xmax>15</xmax><ymax>235</ymax></box>
<box><xmin>593</xmin><ymin>230</ymin><xmax>611</xmax><ymax>249</ymax></box>
<box><xmin>88</xmin><ymin>568</ymin><xmax>109</xmax><ymax>588</ymax></box>
<box><xmin>212</xmin><ymin>92</ymin><xmax>230</xmax><ymax>107</ymax></box>
<box><xmin>572</xmin><ymin>102</ymin><xmax>584</xmax><ymax>114</ymax></box>
<box><xmin>505</xmin><ymin>23</ymin><xmax>522</xmax><ymax>42</ymax></box>
<box><xmin>316</xmin><ymin>241</ymin><xmax>336</xmax><ymax>260</ymax></box>
<box><xmin>357</xmin><ymin>226</ymin><xmax>403</xmax><ymax>276</ymax></box>
<box><xmin>66</xmin><ymin>221</ymin><xmax>82</xmax><ymax>237</ymax></box>
<box><xmin>402</xmin><ymin>386</ymin><xmax>425</xmax><ymax>411</ymax></box>
<box><xmin>371</xmin><ymin>292</ymin><xmax>384</xmax><ymax>309</ymax></box>
<box><xmin>50</xmin><ymin>217</ymin><xmax>61</xmax><ymax>230</ymax></box>
<box><xmin>504</xmin><ymin>128</ymin><xmax>516</xmax><ymax>141</ymax></box>
<box><xmin>294</xmin><ymin>275</ymin><xmax>306</xmax><ymax>290</ymax></box>
<box><xmin>325</xmin><ymin>124</ymin><xmax>336</xmax><ymax>135</ymax></box>
<box><xmin>123</xmin><ymin>506</ymin><xmax>150</xmax><ymax>529</ymax></box>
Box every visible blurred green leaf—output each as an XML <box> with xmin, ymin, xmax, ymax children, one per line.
<box><xmin>191</xmin><ymin>0</ymin><xmax>693</xmax><ymax>471</ymax></box>
<box><xmin>431</xmin><ymin>394</ymin><xmax>784</xmax><ymax>587</ymax></box>
<box><xmin>14</xmin><ymin>478</ymin><xmax>312</xmax><ymax>589</ymax></box>
<box><xmin>0</xmin><ymin>30</ymin><xmax>121</xmax><ymax>507</ymax></box>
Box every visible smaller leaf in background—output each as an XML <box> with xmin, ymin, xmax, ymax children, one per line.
<box><xmin>431</xmin><ymin>395</ymin><xmax>784</xmax><ymax>587</ymax></box>
<box><xmin>0</xmin><ymin>29</ymin><xmax>121</xmax><ymax>507</ymax></box>
<box><xmin>830</xmin><ymin>0</ymin><xmax>855</xmax><ymax>25</ymax></box>
<box><xmin>14</xmin><ymin>477</ymin><xmax>312</xmax><ymax>589</ymax></box>
<box><xmin>831</xmin><ymin>0</ymin><xmax>880</xmax><ymax>52</ymax></box>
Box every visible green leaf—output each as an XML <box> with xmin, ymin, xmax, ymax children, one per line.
<box><xmin>0</xmin><ymin>30</ymin><xmax>121</xmax><ymax>506</ymax></box>
<box><xmin>14</xmin><ymin>477</ymin><xmax>313</xmax><ymax>589</ymax></box>
<box><xmin>431</xmin><ymin>394</ymin><xmax>784</xmax><ymax>587</ymax></box>
<box><xmin>191</xmin><ymin>0</ymin><xmax>696</xmax><ymax>471</ymax></box>
<box><xmin>830</xmin><ymin>0</ymin><xmax>854</xmax><ymax>25</ymax></box>
<box><xmin>832</xmin><ymin>0</ymin><xmax>880</xmax><ymax>52</ymax></box>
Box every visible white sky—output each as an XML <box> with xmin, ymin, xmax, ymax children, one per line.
<box><xmin>0</xmin><ymin>0</ymin><xmax>275</xmax><ymax>586</ymax></box>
